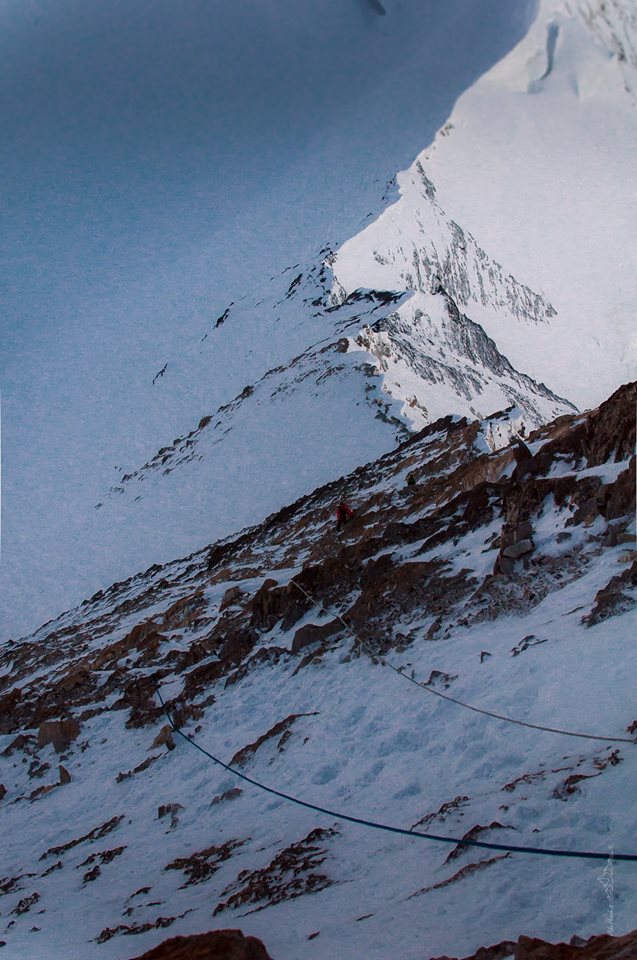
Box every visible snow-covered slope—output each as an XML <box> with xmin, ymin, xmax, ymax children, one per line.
<box><xmin>0</xmin><ymin>382</ymin><xmax>635</xmax><ymax>960</ymax></box>
<box><xmin>418</xmin><ymin>0</ymin><xmax>637</xmax><ymax>405</ymax></box>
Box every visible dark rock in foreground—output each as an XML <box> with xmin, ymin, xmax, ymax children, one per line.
<box><xmin>128</xmin><ymin>927</ymin><xmax>272</xmax><ymax>960</ymax></box>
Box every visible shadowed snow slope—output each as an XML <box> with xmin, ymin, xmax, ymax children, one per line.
<box><xmin>0</xmin><ymin>381</ymin><xmax>635</xmax><ymax>959</ymax></box>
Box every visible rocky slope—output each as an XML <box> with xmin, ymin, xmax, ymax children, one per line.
<box><xmin>0</xmin><ymin>382</ymin><xmax>635</xmax><ymax>959</ymax></box>
<box><xmin>431</xmin><ymin>926</ymin><xmax>637</xmax><ymax>960</ymax></box>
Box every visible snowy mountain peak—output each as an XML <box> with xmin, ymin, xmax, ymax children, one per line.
<box><xmin>331</xmin><ymin>160</ymin><xmax>557</xmax><ymax>328</ymax></box>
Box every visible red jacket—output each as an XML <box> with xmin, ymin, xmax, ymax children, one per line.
<box><xmin>336</xmin><ymin>502</ymin><xmax>354</xmax><ymax>522</ymax></box>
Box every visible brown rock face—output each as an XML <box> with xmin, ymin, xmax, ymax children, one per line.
<box><xmin>161</xmin><ymin>592</ymin><xmax>206</xmax><ymax>631</ymax></box>
<box><xmin>292</xmin><ymin>619</ymin><xmax>342</xmax><ymax>653</ymax></box>
<box><xmin>512</xmin><ymin>439</ymin><xmax>540</xmax><ymax>482</ymax></box>
<box><xmin>249</xmin><ymin>578</ymin><xmax>282</xmax><ymax>630</ymax></box>
<box><xmin>603</xmin><ymin>457</ymin><xmax>636</xmax><ymax>521</ymax></box>
<box><xmin>37</xmin><ymin>718</ymin><xmax>81</xmax><ymax>753</ymax></box>
<box><xmin>582</xmin><ymin>560</ymin><xmax>637</xmax><ymax>627</ymax></box>
<box><xmin>0</xmin><ymin>688</ymin><xmax>21</xmax><ymax>734</ymax></box>
<box><xmin>584</xmin><ymin>380</ymin><xmax>637</xmax><ymax>467</ymax></box>
<box><xmin>220</xmin><ymin>586</ymin><xmax>244</xmax><ymax>612</ymax></box>
<box><xmin>127</xmin><ymin>928</ymin><xmax>273</xmax><ymax>960</ymax></box>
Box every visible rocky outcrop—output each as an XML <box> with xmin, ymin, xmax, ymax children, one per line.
<box><xmin>164</xmin><ymin>839</ymin><xmax>244</xmax><ymax>887</ymax></box>
<box><xmin>127</xmin><ymin>929</ymin><xmax>273</xmax><ymax>960</ymax></box>
<box><xmin>582</xmin><ymin>560</ymin><xmax>637</xmax><ymax>627</ymax></box>
<box><xmin>214</xmin><ymin>827</ymin><xmax>337</xmax><ymax>916</ymax></box>
<box><xmin>583</xmin><ymin>381</ymin><xmax>637</xmax><ymax>467</ymax></box>
<box><xmin>229</xmin><ymin>713</ymin><xmax>316</xmax><ymax>767</ymax></box>
<box><xmin>429</xmin><ymin>926</ymin><xmax>637</xmax><ymax>959</ymax></box>
<box><xmin>37</xmin><ymin>718</ymin><xmax>81</xmax><ymax>753</ymax></box>
<box><xmin>161</xmin><ymin>592</ymin><xmax>206</xmax><ymax>632</ymax></box>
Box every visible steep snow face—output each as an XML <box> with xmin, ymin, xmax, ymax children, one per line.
<box><xmin>571</xmin><ymin>0</ymin><xmax>637</xmax><ymax>96</ymax></box>
<box><xmin>331</xmin><ymin>164</ymin><xmax>575</xmax><ymax>430</ymax></box>
<box><xmin>0</xmin><ymin>384</ymin><xmax>635</xmax><ymax>960</ymax></box>
<box><xmin>416</xmin><ymin>0</ymin><xmax>637</xmax><ymax>406</ymax></box>
<box><xmin>332</xmin><ymin>164</ymin><xmax>557</xmax><ymax>327</ymax></box>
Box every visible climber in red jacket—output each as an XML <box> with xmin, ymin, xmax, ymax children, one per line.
<box><xmin>335</xmin><ymin>501</ymin><xmax>354</xmax><ymax>532</ymax></box>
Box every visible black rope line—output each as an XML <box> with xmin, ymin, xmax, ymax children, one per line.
<box><xmin>156</xmin><ymin>689</ymin><xmax>637</xmax><ymax>862</ymax></box>
<box><xmin>289</xmin><ymin>579</ymin><xmax>635</xmax><ymax>744</ymax></box>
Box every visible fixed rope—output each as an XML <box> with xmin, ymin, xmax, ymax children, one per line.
<box><xmin>156</xmin><ymin>689</ymin><xmax>637</xmax><ymax>862</ymax></box>
<box><xmin>289</xmin><ymin>579</ymin><xmax>635</xmax><ymax>745</ymax></box>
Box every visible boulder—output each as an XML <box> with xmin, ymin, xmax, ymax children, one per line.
<box><xmin>220</xmin><ymin>586</ymin><xmax>243</xmax><ymax>612</ymax></box>
<box><xmin>37</xmin><ymin>718</ymin><xmax>81</xmax><ymax>753</ymax></box>
<box><xmin>127</xmin><ymin>929</ymin><xmax>273</xmax><ymax>960</ymax></box>
<box><xmin>151</xmin><ymin>725</ymin><xmax>176</xmax><ymax>751</ymax></box>
<box><xmin>291</xmin><ymin>619</ymin><xmax>342</xmax><ymax>654</ymax></box>
<box><xmin>502</xmin><ymin>539</ymin><xmax>534</xmax><ymax>560</ymax></box>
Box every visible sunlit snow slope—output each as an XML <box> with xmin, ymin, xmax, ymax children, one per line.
<box><xmin>417</xmin><ymin>0</ymin><xmax>637</xmax><ymax>404</ymax></box>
